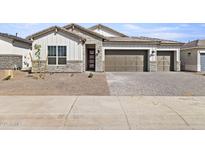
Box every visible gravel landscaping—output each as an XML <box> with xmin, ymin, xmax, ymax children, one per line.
<box><xmin>0</xmin><ymin>71</ymin><xmax>110</xmax><ymax>95</ymax></box>
<box><xmin>106</xmin><ymin>72</ymin><xmax>205</xmax><ymax>96</ymax></box>
<box><xmin>1</xmin><ymin>71</ymin><xmax>205</xmax><ymax>96</ymax></box>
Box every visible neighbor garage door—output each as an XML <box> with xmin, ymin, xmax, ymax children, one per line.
<box><xmin>157</xmin><ymin>51</ymin><xmax>174</xmax><ymax>71</ymax></box>
<box><xmin>105</xmin><ymin>50</ymin><xmax>148</xmax><ymax>72</ymax></box>
<box><xmin>0</xmin><ymin>55</ymin><xmax>22</xmax><ymax>70</ymax></box>
<box><xmin>201</xmin><ymin>53</ymin><xmax>205</xmax><ymax>72</ymax></box>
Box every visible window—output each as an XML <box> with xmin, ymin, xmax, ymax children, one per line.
<box><xmin>48</xmin><ymin>46</ymin><xmax>67</xmax><ymax>65</ymax></box>
<box><xmin>58</xmin><ymin>46</ymin><xmax>67</xmax><ymax>65</ymax></box>
<box><xmin>48</xmin><ymin>46</ymin><xmax>57</xmax><ymax>65</ymax></box>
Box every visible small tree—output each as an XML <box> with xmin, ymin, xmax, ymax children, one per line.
<box><xmin>34</xmin><ymin>44</ymin><xmax>41</xmax><ymax>71</ymax></box>
<box><xmin>33</xmin><ymin>44</ymin><xmax>44</xmax><ymax>79</ymax></box>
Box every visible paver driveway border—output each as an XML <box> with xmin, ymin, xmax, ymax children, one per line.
<box><xmin>0</xmin><ymin>96</ymin><xmax>205</xmax><ymax>129</ymax></box>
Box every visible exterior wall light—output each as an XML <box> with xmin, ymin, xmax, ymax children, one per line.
<box><xmin>151</xmin><ymin>50</ymin><xmax>155</xmax><ymax>56</ymax></box>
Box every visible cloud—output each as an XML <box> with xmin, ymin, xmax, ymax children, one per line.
<box><xmin>122</xmin><ymin>23</ymin><xmax>194</xmax><ymax>41</ymax></box>
<box><xmin>178</xmin><ymin>24</ymin><xmax>190</xmax><ymax>27</ymax></box>
<box><xmin>200</xmin><ymin>24</ymin><xmax>205</xmax><ymax>27</ymax></box>
<box><xmin>123</xmin><ymin>24</ymin><xmax>179</xmax><ymax>33</ymax></box>
<box><xmin>144</xmin><ymin>32</ymin><xmax>189</xmax><ymax>40</ymax></box>
<box><xmin>2</xmin><ymin>23</ymin><xmax>65</xmax><ymax>38</ymax></box>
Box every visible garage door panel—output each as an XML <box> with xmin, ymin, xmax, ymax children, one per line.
<box><xmin>136</xmin><ymin>65</ymin><xmax>144</xmax><ymax>72</ymax></box>
<box><xmin>126</xmin><ymin>66</ymin><xmax>135</xmax><ymax>72</ymax></box>
<box><xmin>116</xmin><ymin>66</ymin><xmax>126</xmax><ymax>72</ymax></box>
<box><xmin>157</xmin><ymin>66</ymin><xmax>164</xmax><ymax>72</ymax></box>
<box><xmin>157</xmin><ymin>51</ymin><xmax>174</xmax><ymax>72</ymax></box>
<box><xmin>105</xmin><ymin>50</ymin><xmax>147</xmax><ymax>72</ymax></box>
<box><xmin>126</xmin><ymin>56</ymin><xmax>136</xmax><ymax>65</ymax></box>
<box><xmin>163</xmin><ymin>66</ymin><xmax>171</xmax><ymax>72</ymax></box>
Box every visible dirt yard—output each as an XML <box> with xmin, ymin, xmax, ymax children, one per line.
<box><xmin>0</xmin><ymin>71</ymin><xmax>110</xmax><ymax>95</ymax></box>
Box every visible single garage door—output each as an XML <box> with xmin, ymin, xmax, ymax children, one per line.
<box><xmin>157</xmin><ymin>51</ymin><xmax>174</xmax><ymax>71</ymax></box>
<box><xmin>105</xmin><ymin>50</ymin><xmax>148</xmax><ymax>72</ymax></box>
<box><xmin>0</xmin><ymin>55</ymin><xmax>22</xmax><ymax>70</ymax></box>
<box><xmin>201</xmin><ymin>53</ymin><xmax>205</xmax><ymax>72</ymax></box>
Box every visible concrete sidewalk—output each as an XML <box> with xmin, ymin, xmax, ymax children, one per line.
<box><xmin>0</xmin><ymin>96</ymin><xmax>205</xmax><ymax>129</ymax></box>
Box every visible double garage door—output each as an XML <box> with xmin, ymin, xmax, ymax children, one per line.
<box><xmin>105</xmin><ymin>50</ymin><xmax>174</xmax><ymax>72</ymax></box>
<box><xmin>105</xmin><ymin>50</ymin><xmax>148</xmax><ymax>72</ymax></box>
<box><xmin>0</xmin><ymin>55</ymin><xmax>22</xmax><ymax>70</ymax></box>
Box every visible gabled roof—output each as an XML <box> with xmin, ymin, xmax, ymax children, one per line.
<box><xmin>25</xmin><ymin>24</ymin><xmax>183</xmax><ymax>47</ymax></box>
<box><xmin>63</xmin><ymin>23</ymin><xmax>107</xmax><ymax>40</ymax></box>
<box><xmin>89</xmin><ymin>24</ymin><xmax>127</xmax><ymax>37</ymax></box>
<box><xmin>0</xmin><ymin>32</ymin><xmax>32</xmax><ymax>44</ymax></box>
<box><xmin>26</xmin><ymin>26</ymin><xmax>86</xmax><ymax>42</ymax></box>
<box><xmin>182</xmin><ymin>40</ymin><xmax>205</xmax><ymax>49</ymax></box>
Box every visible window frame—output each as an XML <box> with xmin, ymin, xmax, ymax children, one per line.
<box><xmin>47</xmin><ymin>45</ymin><xmax>67</xmax><ymax>66</ymax></box>
<box><xmin>48</xmin><ymin>46</ymin><xmax>57</xmax><ymax>65</ymax></box>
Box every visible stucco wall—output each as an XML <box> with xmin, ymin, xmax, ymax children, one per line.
<box><xmin>181</xmin><ymin>49</ymin><xmax>198</xmax><ymax>71</ymax></box>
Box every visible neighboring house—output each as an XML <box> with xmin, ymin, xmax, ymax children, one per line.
<box><xmin>0</xmin><ymin>33</ymin><xmax>32</xmax><ymax>70</ymax></box>
<box><xmin>26</xmin><ymin>23</ymin><xmax>183</xmax><ymax>73</ymax></box>
<box><xmin>181</xmin><ymin>40</ymin><xmax>205</xmax><ymax>72</ymax></box>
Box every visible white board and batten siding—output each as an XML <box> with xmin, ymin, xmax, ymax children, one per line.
<box><xmin>32</xmin><ymin>31</ymin><xmax>84</xmax><ymax>61</ymax></box>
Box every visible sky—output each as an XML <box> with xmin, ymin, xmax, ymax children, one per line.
<box><xmin>0</xmin><ymin>23</ymin><xmax>205</xmax><ymax>42</ymax></box>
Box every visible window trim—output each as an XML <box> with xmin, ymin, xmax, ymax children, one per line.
<box><xmin>48</xmin><ymin>45</ymin><xmax>67</xmax><ymax>66</ymax></box>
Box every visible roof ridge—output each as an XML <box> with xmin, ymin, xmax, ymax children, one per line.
<box><xmin>63</xmin><ymin>23</ymin><xmax>107</xmax><ymax>40</ymax></box>
<box><xmin>26</xmin><ymin>25</ymin><xmax>57</xmax><ymax>39</ymax></box>
<box><xmin>26</xmin><ymin>25</ymin><xmax>86</xmax><ymax>41</ymax></box>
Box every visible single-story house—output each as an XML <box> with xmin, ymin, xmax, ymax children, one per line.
<box><xmin>181</xmin><ymin>40</ymin><xmax>205</xmax><ymax>72</ymax></box>
<box><xmin>0</xmin><ymin>33</ymin><xmax>32</xmax><ymax>70</ymax></box>
<box><xmin>26</xmin><ymin>23</ymin><xmax>183</xmax><ymax>72</ymax></box>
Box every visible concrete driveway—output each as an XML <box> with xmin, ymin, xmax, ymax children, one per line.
<box><xmin>0</xmin><ymin>96</ymin><xmax>205</xmax><ymax>130</ymax></box>
<box><xmin>106</xmin><ymin>72</ymin><xmax>205</xmax><ymax>96</ymax></box>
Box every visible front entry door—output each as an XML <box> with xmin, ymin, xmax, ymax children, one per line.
<box><xmin>87</xmin><ymin>49</ymin><xmax>95</xmax><ymax>71</ymax></box>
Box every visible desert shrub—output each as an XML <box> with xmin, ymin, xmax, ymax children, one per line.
<box><xmin>3</xmin><ymin>75</ymin><xmax>11</xmax><ymax>81</ymax></box>
<box><xmin>88</xmin><ymin>73</ymin><xmax>93</xmax><ymax>78</ymax></box>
